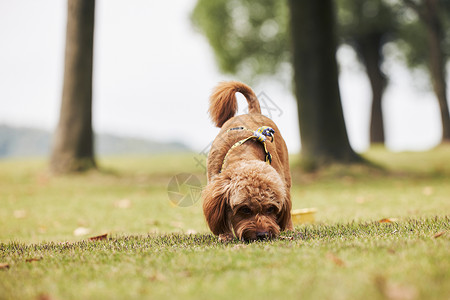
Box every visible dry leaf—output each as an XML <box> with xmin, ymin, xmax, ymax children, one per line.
<box><xmin>170</xmin><ymin>221</ymin><xmax>184</xmax><ymax>228</ymax></box>
<box><xmin>433</xmin><ymin>231</ymin><xmax>446</xmax><ymax>238</ymax></box>
<box><xmin>114</xmin><ymin>199</ymin><xmax>131</xmax><ymax>209</ymax></box>
<box><xmin>36</xmin><ymin>293</ymin><xmax>53</xmax><ymax>300</ymax></box>
<box><xmin>422</xmin><ymin>186</ymin><xmax>433</xmax><ymax>196</ymax></box>
<box><xmin>89</xmin><ymin>234</ymin><xmax>108</xmax><ymax>241</ymax></box>
<box><xmin>180</xmin><ymin>270</ymin><xmax>192</xmax><ymax>277</ymax></box>
<box><xmin>326</xmin><ymin>252</ymin><xmax>346</xmax><ymax>267</ymax></box>
<box><xmin>73</xmin><ymin>227</ymin><xmax>91</xmax><ymax>236</ymax></box>
<box><xmin>379</xmin><ymin>218</ymin><xmax>398</xmax><ymax>223</ymax></box>
<box><xmin>375</xmin><ymin>275</ymin><xmax>418</xmax><ymax>300</ymax></box>
<box><xmin>385</xmin><ymin>285</ymin><xmax>418</xmax><ymax>300</ymax></box>
<box><xmin>36</xmin><ymin>173</ymin><xmax>50</xmax><ymax>186</ymax></box>
<box><xmin>379</xmin><ymin>218</ymin><xmax>392</xmax><ymax>223</ymax></box>
<box><xmin>0</xmin><ymin>263</ymin><xmax>10</xmax><ymax>270</ymax></box>
<box><xmin>25</xmin><ymin>257</ymin><xmax>42</xmax><ymax>263</ymax></box>
<box><xmin>355</xmin><ymin>196</ymin><xmax>366</xmax><ymax>204</ymax></box>
<box><xmin>149</xmin><ymin>273</ymin><xmax>166</xmax><ymax>282</ymax></box>
<box><xmin>13</xmin><ymin>210</ymin><xmax>27</xmax><ymax>219</ymax></box>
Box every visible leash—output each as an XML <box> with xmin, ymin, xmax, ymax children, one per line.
<box><xmin>219</xmin><ymin>126</ymin><xmax>275</xmax><ymax>173</ymax></box>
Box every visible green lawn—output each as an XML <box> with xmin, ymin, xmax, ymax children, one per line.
<box><xmin>1</xmin><ymin>147</ymin><xmax>449</xmax><ymax>299</ymax></box>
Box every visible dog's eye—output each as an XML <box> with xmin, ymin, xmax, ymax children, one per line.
<box><xmin>266</xmin><ymin>206</ymin><xmax>277</xmax><ymax>214</ymax></box>
<box><xmin>238</xmin><ymin>206</ymin><xmax>252</xmax><ymax>215</ymax></box>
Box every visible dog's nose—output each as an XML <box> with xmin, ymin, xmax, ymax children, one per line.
<box><xmin>256</xmin><ymin>232</ymin><xmax>269</xmax><ymax>240</ymax></box>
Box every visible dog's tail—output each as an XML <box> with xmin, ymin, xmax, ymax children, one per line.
<box><xmin>209</xmin><ymin>81</ymin><xmax>261</xmax><ymax>128</ymax></box>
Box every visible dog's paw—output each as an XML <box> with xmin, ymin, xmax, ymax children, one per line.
<box><xmin>218</xmin><ymin>233</ymin><xmax>234</xmax><ymax>243</ymax></box>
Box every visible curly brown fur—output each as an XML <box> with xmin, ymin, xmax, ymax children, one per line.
<box><xmin>203</xmin><ymin>81</ymin><xmax>293</xmax><ymax>242</ymax></box>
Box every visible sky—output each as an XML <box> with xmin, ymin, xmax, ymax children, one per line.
<box><xmin>0</xmin><ymin>0</ymin><xmax>446</xmax><ymax>154</ymax></box>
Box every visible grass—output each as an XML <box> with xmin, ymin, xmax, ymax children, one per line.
<box><xmin>1</xmin><ymin>146</ymin><xmax>450</xmax><ymax>299</ymax></box>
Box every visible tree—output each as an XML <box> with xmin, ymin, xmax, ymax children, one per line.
<box><xmin>288</xmin><ymin>0</ymin><xmax>361</xmax><ymax>167</ymax></box>
<box><xmin>192</xmin><ymin>0</ymin><xmax>361</xmax><ymax>168</ymax></box>
<box><xmin>338</xmin><ymin>0</ymin><xmax>397</xmax><ymax>145</ymax></box>
<box><xmin>191</xmin><ymin>0</ymin><xmax>289</xmax><ymax>84</ymax></box>
<box><xmin>50</xmin><ymin>0</ymin><xmax>96</xmax><ymax>173</ymax></box>
<box><xmin>400</xmin><ymin>0</ymin><xmax>450</xmax><ymax>142</ymax></box>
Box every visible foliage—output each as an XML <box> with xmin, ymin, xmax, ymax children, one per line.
<box><xmin>338</xmin><ymin>0</ymin><xmax>396</xmax><ymax>37</ymax></box>
<box><xmin>191</xmin><ymin>0</ymin><xmax>449</xmax><ymax>83</ymax></box>
<box><xmin>191</xmin><ymin>0</ymin><xmax>401</xmax><ymax>84</ymax></box>
<box><xmin>396</xmin><ymin>10</ymin><xmax>429</xmax><ymax>69</ymax></box>
<box><xmin>191</xmin><ymin>0</ymin><xmax>290</xmax><ymax>83</ymax></box>
<box><xmin>337</xmin><ymin>0</ymin><xmax>397</xmax><ymax>58</ymax></box>
<box><xmin>396</xmin><ymin>0</ymin><xmax>450</xmax><ymax>69</ymax></box>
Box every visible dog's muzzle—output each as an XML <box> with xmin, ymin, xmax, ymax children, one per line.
<box><xmin>256</xmin><ymin>231</ymin><xmax>270</xmax><ymax>240</ymax></box>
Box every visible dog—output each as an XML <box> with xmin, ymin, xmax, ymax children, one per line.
<box><xmin>202</xmin><ymin>81</ymin><xmax>293</xmax><ymax>242</ymax></box>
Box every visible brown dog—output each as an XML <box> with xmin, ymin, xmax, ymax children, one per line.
<box><xmin>202</xmin><ymin>81</ymin><xmax>293</xmax><ymax>242</ymax></box>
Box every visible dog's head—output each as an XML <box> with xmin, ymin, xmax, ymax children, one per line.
<box><xmin>203</xmin><ymin>160</ymin><xmax>291</xmax><ymax>241</ymax></box>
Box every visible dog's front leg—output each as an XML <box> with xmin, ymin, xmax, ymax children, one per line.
<box><xmin>218</xmin><ymin>233</ymin><xmax>234</xmax><ymax>242</ymax></box>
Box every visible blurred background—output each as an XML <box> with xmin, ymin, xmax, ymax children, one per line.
<box><xmin>0</xmin><ymin>0</ymin><xmax>448</xmax><ymax>161</ymax></box>
<box><xmin>1</xmin><ymin>0</ymin><xmax>449</xmax><ymax>244</ymax></box>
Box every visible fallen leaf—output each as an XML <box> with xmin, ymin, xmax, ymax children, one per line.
<box><xmin>180</xmin><ymin>270</ymin><xmax>192</xmax><ymax>277</ymax></box>
<box><xmin>379</xmin><ymin>218</ymin><xmax>398</xmax><ymax>223</ymax></box>
<box><xmin>170</xmin><ymin>221</ymin><xmax>184</xmax><ymax>228</ymax></box>
<box><xmin>385</xmin><ymin>284</ymin><xmax>418</xmax><ymax>300</ymax></box>
<box><xmin>13</xmin><ymin>210</ymin><xmax>27</xmax><ymax>219</ymax></box>
<box><xmin>147</xmin><ymin>220</ymin><xmax>160</xmax><ymax>226</ymax></box>
<box><xmin>375</xmin><ymin>275</ymin><xmax>418</xmax><ymax>300</ymax></box>
<box><xmin>422</xmin><ymin>186</ymin><xmax>433</xmax><ymax>196</ymax></box>
<box><xmin>73</xmin><ymin>227</ymin><xmax>91</xmax><ymax>236</ymax></box>
<box><xmin>114</xmin><ymin>199</ymin><xmax>131</xmax><ymax>209</ymax></box>
<box><xmin>25</xmin><ymin>257</ymin><xmax>42</xmax><ymax>263</ymax></box>
<box><xmin>279</xmin><ymin>236</ymin><xmax>294</xmax><ymax>241</ymax></box>
<box><xmin>89</xmin><ymin>234</ymin><xmax>108</xmax><ymax>241</ymax></box>
<box><xmin>0</xmin><ymin>263</ymin><xmax>10</xmax><ymax>270</ymax></box>
<box><xmin>355</xmin><ymin>196</ymin><xmax>366</xmax><ymax>204</ymax></box>
<box><xmin>149</xmin><ymin>272</ymin><xmax>166</xmax><ymax>282</ymax></box>
<box><xmin>36</xmin><ymin>293</ymin><xmax>53</xmax><ymax>300</ymax></box>
<box><xmin>326</xmin><ymin>252</ymin><xmax>346</xmax><ymax>267</ymax></box>
<box><xmin>433</xmin><ymin>231</ymin><xmax>446</xmax><ymax>238</ymax></box>
<box><xmin>36</xmin><ymin>173</ymin><xmax>50</xmax><ymax>186</ymax></box>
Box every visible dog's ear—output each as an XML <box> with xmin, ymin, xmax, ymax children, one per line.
<box><xmin>202</xmin><ymin>175</ymin><xmax>232</xmax><ymax>235</ymax></box>
<box><xmin>277</xmin><ymin>190</ymin><xmax>293</xmax><ymax>231</ymax></box>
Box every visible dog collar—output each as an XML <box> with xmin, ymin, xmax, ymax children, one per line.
<box><xmin>219</xmin><ymin>126</ymin><xmax>275</xmax><ymax>173</ymax></box>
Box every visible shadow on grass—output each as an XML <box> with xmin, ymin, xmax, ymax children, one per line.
<box><xmin>290</xmin><ymin>145</ymin><xmax>450</xmax><ymax>184</ymax></box>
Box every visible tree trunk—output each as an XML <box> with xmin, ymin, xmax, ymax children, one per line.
<box><xmin>423</xmin><ymin>0</ymin><xmax>450</xmax><ymax>142</ymax></box>
<box><xmin>50</xmin><ymin>0</ymin><xmax>96</xmax><ymax>173</ymax></box>
<box><xmin>288</xmin><ymin>0</ymin><xmax>361</xmax><ymax>169</ymax></box>
<box><xmin>356</xmin><ymin>34</ymin><xmax>387</xmax><ymax>145</ymax></box>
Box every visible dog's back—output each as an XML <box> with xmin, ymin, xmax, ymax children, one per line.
<box><xmin>206</xmin><ymin>82</ymin><xmax>291</xmax><ymax>189</ymax></box>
